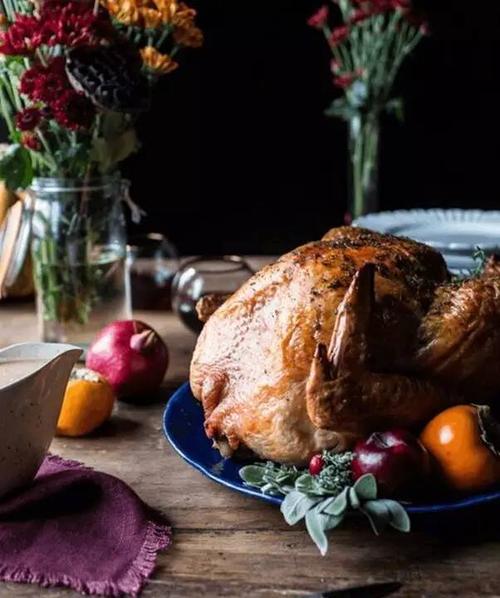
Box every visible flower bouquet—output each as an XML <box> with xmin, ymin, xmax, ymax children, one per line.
<box><xmin>0</xmin><ymin>0</ymin><xmax>202</xmax><ymax>343</ymax></box>
<box><xmin>308</xmin><ymin>0</ymin><xmax>426</xmax><ymax>219</ymax></box>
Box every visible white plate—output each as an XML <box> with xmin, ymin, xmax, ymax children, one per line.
<box><xmin>353</xmin><ymin>209</ymin><xmax>500</xmax><ymax>252</ymax></box>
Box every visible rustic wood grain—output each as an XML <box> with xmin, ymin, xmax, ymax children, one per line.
<box><xmin>1</xmin><ymin>301</ymin><xmax>500</xmax><ymax>597</ymax></box>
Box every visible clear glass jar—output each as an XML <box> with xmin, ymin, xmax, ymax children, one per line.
<box><xmin>30</xmin><ymin>176</ymin><xmax>131</xmax><ymax>346</ymax></box>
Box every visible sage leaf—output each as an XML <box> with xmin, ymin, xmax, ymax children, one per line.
<box><xmin>281</xmin><ymin>491</ymin><xmax>320</xmax><ymax>525</ymax></box>
<box><xmin>353</xmin><ymin>474</ymin><xmax>377</xmax><ymax>501</ymax></box>
<box><xmin>361</xmin><ymin>500</ymin><xmax>391</xmax><ymax>535</ymax></box>
<box><xmin>379</xmin><ymin>500</ymin><xmax>411</xmax><ymax>533</ymax></box>
<box><xmin>239</xmin><ymin>465</ymin><xmax>266</xmax><ymax>487</ymax></box>
<box><xmin>348</xmin><ymin>487</ymin><xmax>361</xmax><ymax>510</ymax></box>
<box><xmin>295</xmin><ymin>473</ymin><xmax>322</xmax><ymax>495</ymax></box>
<box><xmin>323</xmin><ymin>487</ymin><xmax>349</xmax><ymax>516</ymax></box>
<box><xmin>305</xmin><ymin>509</ymin><xmax>329</xmax><ymax>556</ymax></box>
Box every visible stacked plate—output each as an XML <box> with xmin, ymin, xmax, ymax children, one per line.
<box><xmin>353</xmin><ymin>209</ymin><xmax>500</xmax><ymax>274</ymax></box>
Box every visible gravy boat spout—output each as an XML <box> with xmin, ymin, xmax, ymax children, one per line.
<box><xmin>0</xmin><ymin>342</ymin><xmax>82</xmax><ymax>497</ymax></box>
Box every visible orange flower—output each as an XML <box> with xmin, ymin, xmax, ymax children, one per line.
<box><xmin>171</xmin><ymin>2</ymin><xmax>197</xmax><ymax>27</ymax></box>
<box><xmin>173</xmin><ymin>23</ymin><xmax>203</xmax><ymax>47</ymax></box>
<box><xmin>140</xmin><ymin>7</ymin><xmax>162</xmax><ymax>28</ymax></box>
<box><xmin>140</xmin><ymin>46</ymin><xmax>178</xmax><ymax>74</ymax></box>
<box><xmin>103</xmin><ymin>0</ymin><xmax>141</xmax><ymax>25</ymax></box>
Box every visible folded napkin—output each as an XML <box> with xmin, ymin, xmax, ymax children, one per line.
<box><xmin>0</xmin><ymin>454</ymin><xmax>171</xmax><ymax>596</ymax></box>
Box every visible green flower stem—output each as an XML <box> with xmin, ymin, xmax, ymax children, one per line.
<box><xmin>0</xmin><ymin>81</ymin><xmax>15</xmax><ymax>137</ymax></box>
<box><xmin>35</xmin><ymin>129</ymin><xmax>58</xmax><ymax>173</ymax></box>
<box><xmin>349</xmin><ymin>112</ymin><xmax>379</xmax><ymax>220</ymax></box>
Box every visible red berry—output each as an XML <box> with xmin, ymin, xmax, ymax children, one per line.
<box><xmin>309</xmin><ymin>454</ymin><xmax>325</xmax><ymax>476</ymax></box>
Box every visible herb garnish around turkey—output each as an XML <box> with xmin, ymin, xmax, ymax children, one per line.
<box><xmin>240</xmin><ymin>451</ymin><xmax>410</xmax><ymax>555</ymax></box>
<box><xmin>470</xmin><ymin>247</ymin><xmax>488</xmax><ymax>278</ymax></box>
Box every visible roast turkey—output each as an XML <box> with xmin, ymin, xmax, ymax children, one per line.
<box><xmin>190</xmin><ymin>227</ymin><xmax>500</xmax><ymax>465</ymax></box>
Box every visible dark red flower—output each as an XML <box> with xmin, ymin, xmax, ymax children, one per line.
<box><xmin>350</xmin><ymin>8</ymin><xmax>371</xmax><ymax>24</ymax></box>
<box><xmin>333</xmin><ymin>68</ymin><xmax>364</xmax><ymax>89</ymax></box>
<box><xmin>39</xmin><ymin>1</ymin><xmax>112</xmax><ymax>48</ymax></box>
<box><xmin>52</xmin><ymin>90</ymin><xmax>94</xmax><ymax>130</ymax></box>
<box><xmin>307</xmin><ymin>5</ymin><xmax>329</xmax><ymax>29</ymax></box>
<box><xmin>21</xmin><ymin>57</ymin><xmax>72</xmax><ymax>103</ymax></box>
<box><xmin>329</xmin><ymin>25</ymin><xmax>349</xmax><ymax>46</ymax></box>
<box><xmin>19</xmin><ymin>65</ymin><xmax>43</xmax><ymax>96</ymax></box>
<box><xmin>15</xmin><ymin>107</ymin><xmax>42</xmax><ymax>131</ymax></box>
<box><xmin>0</xmin><ymin>1</ymin><xmax>112</xmax><ymax>55</ymax></box>
<box><xmin>330</xmin><ymin>58</ymin><xmax>342</xmax><ymax>74</ymax></box>
<box><xmin>0</xmin><ymin>15</ymin><xmax>40</xmax><ymax>55</ymax></box>
<box><xmin>21</xmin><ymin>132</ymin><xmax>41</xmax><ymax>151</ymax></box>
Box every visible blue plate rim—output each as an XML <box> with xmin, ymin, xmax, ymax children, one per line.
<box><xmin>163</xmin><ymin>382</ymin><xmax>500</xmax><ymax>514</ymax></box>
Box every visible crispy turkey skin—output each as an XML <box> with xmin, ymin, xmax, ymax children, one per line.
<box><xmin>190</xmin><ymin>227</ymin><xmax>500</xmax><ymax>465</ymax></box>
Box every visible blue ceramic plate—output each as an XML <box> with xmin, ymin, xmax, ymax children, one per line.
<box><xmin>163</xmin><ymin>382</ymin><xmax>500</xmax><ymax>514</ymax></box>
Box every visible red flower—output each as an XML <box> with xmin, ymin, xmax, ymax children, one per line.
<box><xmin>19</xmin><ymin>65</ymin><xmax>43</xmax><ymax>96</ymax></box>
<box><xmin>307</xmin><ymin>5</ymin><xmax>329</xmax><ymax>29</ymax></box>
<box><xmin>0</xmin><ymin>1</ymin><xmax>112</xmax><ymax>55</ymax></box>
<box><xmin>21</xmin><ymin>132</ymin><xmax>41</xmax><ymax>151</ymax></box>
<box><xmin>330</xmin><ymin>58</ymin><xmax>342</xmax><ymax>74</ymax></box>
<box><xmin>329</xmin><ymin>25</ymin><xmax>349</xmax><ymax>46</ymax></box>
<box><xmin>0</xmin><ymin>15</ymin><xmax>40</xmax><ymax>54</ymax></box>
<box><xmin>333</xmin><ymin>68</ymin><xmax>364</xmax><ymax>89</ymax></box>
<box><xmin>21</xmin><ymin>57</ymin><xmax>72</xmax><ymax>103</ymax></box>
<box><xmin>350</xmin><ymin>8</ymin><xmax>371</xmax><ymax>24</ymax></box>
<box><xmin>15</xmin><ymin>107</ymin><xmax>42</xmax><ymax>131</ymax></box>
<box><xmin>39</xmin><ymin>1</ymin><xmax>112</xmax><ymax>47</ymax></box>
<box><xmin>52</xmin><ymin>90</ymin><xmax>94</xmax><ymax>130</ymax></box>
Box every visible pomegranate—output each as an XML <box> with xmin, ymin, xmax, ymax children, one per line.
<box><xmin>86</xmin><ymin>320</ymin><xmax>169</xmax><ymax>402</ymax></box>
<box><xmin>309</xmin><ymin>454</ymin><xmax>325</xmax><ymax>476</ymax></box>
<box><xmin>352</xmin><ymin>429</ymin><xmax>430</xmax><ymax>497</ymax></box>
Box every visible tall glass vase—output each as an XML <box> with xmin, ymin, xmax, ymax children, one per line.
<box><xmin>30</xmin><ymin>175</ymin><xmax>131</xmax><ymax>347</ymax></box>
<box><xmin>348</xmin><ymin>111</ymin><xmax>380</xmax><ymax>221</ymax></box>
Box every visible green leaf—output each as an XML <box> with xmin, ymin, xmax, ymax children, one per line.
<box><xmin>324</xmin><ymin>98</ymin><xmax>358</xmax><ymax>121</ymax></box>
<box><xmin>353</xmin><ymin>474</ymin><xmax>378</xmax><ymax>501</ymax></box>
<box><xmin>348</xmin><ymin>487</ymin><xmax>361</xmax><ymax>510</ymax></box>
<box><xmin>361</xmin><ymin>500</ymin><xmax>391</xmax><ymax>535</ymax></box>
<box><xmin>379</xmin><ymin>500</ymin><xmax>411</xmax><ymax>533</ymax></box>
<box><xmin>239</xmin><ymin>465</ymin><xmax>267</xmax><ymax>487</ymax></box>
<box><xmin>295</xmin><ymin>473</ymin><xmax>322</xmax><ymax>495</ymax></box>
<box><xmin>281</xmin><ymin>490</ymin><xmax>320</xmax><ymax>526</ymax></box>
<box><xmin>0</xmin><ymin>144</ymin><xmax>33</xmax><ymax>190</ymax></box>
<box><xmin>322</xmin><ymin>487</ymin><xmax>349</xmax><ymax>516</ymax></box>
<box><xmin>90</xmin><ymin>129</ymin><xmax>138</xmax><ymax>173</ymax></box>
<box><xmin>385</xmin><ymin>97</ymin><xmax>405</xmax><ymax>122</ymax></box>
<box><xmin>305</xmin><ymin>508</ymin><xmax>329</xmax><ymax>556</ymax></box>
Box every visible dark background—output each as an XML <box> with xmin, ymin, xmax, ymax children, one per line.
<box><xmin>95</xmin><ymin>2</ymin><xmax>500</xmax><ymax>253</ymax></box>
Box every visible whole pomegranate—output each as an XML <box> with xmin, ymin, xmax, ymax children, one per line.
<box><xmin>86</xmin><ymin>320</ymin><xmax>169</xmax><ymax>402</ymax></box>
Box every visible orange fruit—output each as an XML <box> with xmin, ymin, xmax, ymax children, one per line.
<box><xmin>57</xmin><ymin>368</ymin><xmax>116</xmax><ymax>437</ymax></box>
<box><xmin>420</xmin><ymin>404</ymin><xmax>500</xmax><ymax>492</ymax></box>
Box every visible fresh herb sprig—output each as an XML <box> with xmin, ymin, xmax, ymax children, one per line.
<box><xmin>240</xmin><ymin>451</ymin><xmax>410</xmax><ymax>555</ymax></box>
<box><xmin>470</xmin><ymin>247</ymin><xmax>488</xmax><ymax>278</ymax></box>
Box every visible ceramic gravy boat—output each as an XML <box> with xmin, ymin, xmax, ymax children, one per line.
<box><xmin>0</xmin><ymin>342</ymin><xmax>82</xmax><ymax>497</ymax></box>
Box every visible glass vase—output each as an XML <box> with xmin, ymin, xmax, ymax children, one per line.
<box><xmin>348</xmin><ymin>111</ymin><xmax>380</xmax><ymax>221</ymax></box>
<box><xmin>30</xmin><ymin>175</ymin><xmax>131</xmax><ymax>347</ymax></box>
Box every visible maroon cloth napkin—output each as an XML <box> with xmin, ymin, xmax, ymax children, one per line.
<box><xmin>0</xmin><ymin>454</ymin><xmax>171</xmax><ymax>596</ymax></box>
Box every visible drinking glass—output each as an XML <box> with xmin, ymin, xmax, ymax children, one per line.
<box><xmin>172</xmin><ymin>255</ymin><xmax>253</xmax><ymax>333</ymax></box>
<box><xmin>127</xmin><ymin>233</ymin><xmax>179</xmax><ymax>311</ymax></box>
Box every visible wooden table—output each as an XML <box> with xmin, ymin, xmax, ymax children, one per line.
<box><xmin>1</xmin><ymin>303</ymin><xmax>500</xmax><ymax>597</ymax></box>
